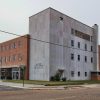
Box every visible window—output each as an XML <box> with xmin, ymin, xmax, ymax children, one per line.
<box><xmin>8</xmin><ymin>56</ymin><xmax>11</xmax><ymax>62</ymax></box>
<box><xmin>91</xmin><ymin>36</ymin><xmax>93</xmax><ymax>42</ymax></box>
<box><xmin>91</xmin><ymin>46</ymin><xmax>93</xmax><ymax>52</ymax></box>
<box><xmin>2</xmin><ymin>56</ymin><xmax>6</xmax><ymax>63</ymax></box>
<box><xmin>12</xmin><ymin>55</ymin><xmax>16</xmax><ymax>61</ymax></box>
<box><xmin>2</xmin><ymin>46</ymin><xmax>5</xmax><ymax>51</ymax></box>
<box><xmin>85</xmin><ymin>72</ymin><xmax>87</xmax><ymax>77</ymax></box>
<box><xmin>6</xmin><ymin>45</ymin><xmax>9</xmax><ymax>50</ymax></box>
<box><xmin>11</xmin><ymin>44</ymin><xmax>14</xmax><ymax>49</ymax></box>
<box><xmin>71</xmin><ymin>40</ymin><xmax>74</xmax><ymax>46</ymax></box>
<box><xmin>78</xmin><ymin>71</ymin><xmax>80</xmax><ymax>77</ymax></box>
<box><xmin>5</xmin><ymin>56</ymin><xmax>7</xmax><ymax>63</ymax></box>
<box><xmin>4</xmin><ymin>46</ymin><xmax>7</xmax><ymax>51</ymax></box>
<box><xmin>91</xmin><ymin>57</ymin><xmax>93</xmax><ymax>63</ymax></box>
<box><xmin>10</xmin><ymin>43</ymin><xmax>16</xmax><ymax>49</ymax></box>
<box><xmin>85</xmin><ymin>44</ymin><xmax>87</xmax><ymax>51</ymax></box>
<box><xmin>78</xmin><ymin>42</ymin><xmax>80</xmax><ymax>48</ymax></box>
<box><xmin>0</xmin><ymin>46</ymin><xmax>5</xmax><ymax>51</ymax></box>
<box><xmin>18</xmin><ymin>41</ymin><xmax>22</xmax><ymax>47</ymax></box>
<box><xmin>78</xmin><ymin>55</ymin><xmax>80</xmax><ymax>61</ymax></box>
<box><xmin>13</xmin><ymin>42</ymin><xmax>16</xmax><ymax>49</ymax></box>
<box><xmin>75</xmin><ymin>30</ymin><xmax>90</xmax><ymax>41</ymax></box>
<box><xmin>85</xmin><ymin>56</ymin><xmax>87</xmax><ymax>62</ymax></box>
<box><xmin>71</xmin><ymin>54</ymin><xmax>74</xmax><ymax>60</ymax></box>
<box><xmin>9</xmin><ymin>44</ymin><xmax>11</xmax><ymax>50</ymax></box>
<box><xmin>71</xmin><ymin>71</ymin><xmax>74</xmax><ymax>77</ymax></box>
<box><xmin>71</xmin><ymin>28</ymin><xmax>74</xmax><ymax>34</ymax></box>
<box><xmin>18</xmin><ymin>54</ymin><xmax>23</xmax><ymax>61</ymax></box>
<box><xmin>0</xmin><ymin>57</ymin><xmax>2</xmax><ymax>65</ymax></box>
<box><xmin>0</xmin><ymin>46</ymin><xmax>3</xmax><ymax>52</ymax></box>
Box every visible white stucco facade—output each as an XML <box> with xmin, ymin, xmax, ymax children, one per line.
<box><xmin>29</xmin><ymin>8</ymin><xmax>98</xmax><ymax>81</ymax></box>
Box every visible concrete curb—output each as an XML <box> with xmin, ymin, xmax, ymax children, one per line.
<box><xmin>0</xmin><ymin>84</ymin><xmax>84</xmax><ymax>90</ymax></box>
<box><xmin>0</xmin><ymin>82</ymin><xmax>65</xmax><ymax>90</ymax></box>
<box><xmin>0</xmin><ymin>81</ymin><xmax>100</xmax><ymax>90</ymax></box>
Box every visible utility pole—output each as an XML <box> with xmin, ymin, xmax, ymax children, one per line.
<box><xmin>0</xmin><ymin>66</ymin><xmax>1</xmax><ymax>80</ymax></box>
<box><xmin>0</xmin><ymin>58</ymin><xmax>2</xmax><ymax>80</ymax></box>
<box><xmin>20</xmin><ymin>65</ymin><xmax>26</xmax><ymax>87</ymax></box>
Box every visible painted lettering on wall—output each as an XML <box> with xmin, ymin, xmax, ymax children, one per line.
<box><xmin>34</xmin><ymin>63</ymin><xmax>44</xmax><ymax>69</ymax></box>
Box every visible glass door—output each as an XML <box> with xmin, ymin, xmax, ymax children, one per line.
<box><xmin>12</xmin><ymin>72</ymin><xmax>19</xmax><ymax>80</ymax></box>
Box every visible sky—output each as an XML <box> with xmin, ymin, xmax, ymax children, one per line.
<box><xmin>0</xmin><ymin>0</ymin><xmax>100</xmax><ymax>43</ymax></box>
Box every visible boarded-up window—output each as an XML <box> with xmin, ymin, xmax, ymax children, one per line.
<box><xmin>75</xmin><ymin>30</ymin><xmax>90</xmax><ymax>41</ymax></box>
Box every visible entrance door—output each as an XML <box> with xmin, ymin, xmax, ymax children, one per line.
<box><xmin>12</xmin><ymin>67</ymin><xmax>20</xmax><ymax>80</ymax></box>
<box><xmin>12</xmin><ymin>72</ymin><xmax>19</xmax><ymax>80</ymax></box>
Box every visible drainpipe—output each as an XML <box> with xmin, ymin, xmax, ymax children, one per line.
<box><xmin>93</xmin><ymin>24</ymin><xmax>99</xmax><ymax>71</ymax></box>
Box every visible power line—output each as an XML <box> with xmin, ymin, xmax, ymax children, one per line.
<box><xmin>0</xmin><ymin>29</ymin><xmax>97</xmax><ymax>53</ymax></box>
<box><xmin>0</xmin><ymin>30</ymin><xmax>21</xmax><ymax>37</ymax></box>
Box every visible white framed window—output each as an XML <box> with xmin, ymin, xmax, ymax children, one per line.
<box><xmin>91</xmin><ymin>46</ymin><xmax>93</xmax><ymax>52</ymax></box>
<box><xmin>85</xmin><ymin>72</ymin><xmax>87</xmax><ymax>77</ymax></box>
<box><xmin>85</xmin><ymin>56</ymin><xmax>87</xmax><ymax>62</ymax></box>
<box><xmin>71</xmin><ymin>40</ymin><xmax>74</xmax><ymax>46</ymax></box>
<box><xmin>71</xmin><ymin>71</ymin><xmax>74</xmax><ymax>77</ymax></box>
<box><xmin>91</xmin><ymin>57</ymin><xmax>93</xmax><ymax>63</ymax></box>
<box><xmin>71</xmin><ymin>28</ymin><xmax>74</xmax><ymax>35</ymax></box>
<box><xmin>78</xmin><ymin>42</ymin><xmax>80</xmax><ymax>48</ymax></box>
<box><xmin>71</xmin><ymin>53</ymin><xmax>74</xmax><ymax>60</ymax></box>
<box><xmin>78</xmin><ymin>71</ymin><xmax>80</xmax><ymax>77</ymax></box>
<box><xmin>85</xmin><ymin>44</ymin><xmax>87</xmax><ymax>51</ymax></box>
<box><xmin>78</xmin><ymin>55</ymin><xmax>80</xmax><ymax>61</ymax></box>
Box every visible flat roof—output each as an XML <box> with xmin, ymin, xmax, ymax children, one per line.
<box><xmin>29</xmin><ymin>7</ymin><xmax>95</xmax><ymax>29</ymax></box>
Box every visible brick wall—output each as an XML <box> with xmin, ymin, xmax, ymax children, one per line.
<box><xmin>0</xmin><ymin>35</ymin><xmax>30</xmax><ymax>80</ymax></box>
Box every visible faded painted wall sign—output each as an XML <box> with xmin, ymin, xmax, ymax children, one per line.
<box><xmin>34</xmin><ymin>63</ymin><xmax>44</xmax><ymax>69</ymax></box>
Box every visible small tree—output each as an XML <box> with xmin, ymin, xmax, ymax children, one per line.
<box><xmin>55</xmin><ymin>73</ymin><xmax>61</xmax><ymax>81</ymax></box>
<box><xmin>62</xmin><ymin>77</ymin><xmax>66</xmax><ymax>81</ymax></box>
<box><xmin>20</xmin><ymin>65</ymin><xmax>26</xmax><ymax>87</ymax></box>
<box><xmin>50</xmin><ymin>76</ymin><xmax>55</xmax><ymax>81</ymax></box>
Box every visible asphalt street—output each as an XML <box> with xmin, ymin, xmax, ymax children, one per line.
<box><xmin>0</xmin><ymin>85</ymin><xmax>22</xmax><ymax>91</ymax></box>
<box><xmin>0</xmin><ymin>85</ymin><xmax>100</xmax><ymax>100</ymax></box>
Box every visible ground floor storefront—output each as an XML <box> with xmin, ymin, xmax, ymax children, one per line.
<box><xmin>0</xmin><ymin>67</ymin><xmax>23</xmax><ymax>80</ymax></box>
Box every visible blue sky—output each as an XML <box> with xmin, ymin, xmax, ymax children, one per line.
<box><xmin>0</xmin><ymin>0</ymin><xmax>100</xmax><ymax>43</ymax></box>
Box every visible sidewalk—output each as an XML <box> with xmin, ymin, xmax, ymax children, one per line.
<box><xmin>0</xmin><ymin>81</ymin><xmax>100</xmax><ymax>90</ymax></box>
<box><xmin>0</xmin><ymin>81</ymin><xmax>45</xmax><ymax>89</ymax></box>
<box><xmin>0</xmin><ymin>81</ymin><xmax>65</xmax><ymax>90</ymax></box>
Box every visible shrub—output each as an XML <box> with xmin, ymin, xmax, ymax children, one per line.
<box><xmin>62</xmin><ymin>77</ymin><xmax>66</xmax><ymax>81</ymax></box>
<box><xmin>50</xmin><ymin>72</ymin><xmax>61</xmax><ymax>81</ymax></box>
<box><xmin>50</xmin><ymin>76</ymin><xmax>55</xmax><ymax>81</ymax></box>
<box><xmin>55</xmin><ymin>73</ymin><xmax>60</xmax><ymax>81</ymax></box>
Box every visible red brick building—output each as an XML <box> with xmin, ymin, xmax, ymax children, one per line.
<box><xmin>0</xmin><ymin>35</ymin><xmax>30</xmax><ymax>80</ymax></box>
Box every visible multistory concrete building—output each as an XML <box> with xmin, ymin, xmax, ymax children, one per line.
<box><xmin>0</xmin><ymin>35</ymin><xmax>30</xmax><ymax>80</ymax></box>
<box><xmin>98</xmin><ymin>46</ymin><xmax>100</xmax><ymax>71</ymax></box>
<box><xmin>29</xmin><ymin>8</ymin><xmax>98</xmax><ymax>81</ymax></box>
<box><xmin>0</xmin><ymin>8</ymin><xmax>98</xmax><ymax>81</ymax></box>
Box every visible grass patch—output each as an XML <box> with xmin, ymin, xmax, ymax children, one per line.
<box><xmin>3</xmin><ymin>80</ymin><xmax>100</xmax><ymax>86</ymax></box>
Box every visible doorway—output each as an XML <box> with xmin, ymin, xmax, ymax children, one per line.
<box><xmin>12</xmin><ymin>67</ymin><xmax>20</xmax><ymax>80</ymax></box>
<box><xmin>12</xmin><ymin>71</ymin><xmax>19</xmax><ymax>80</ymax></box>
